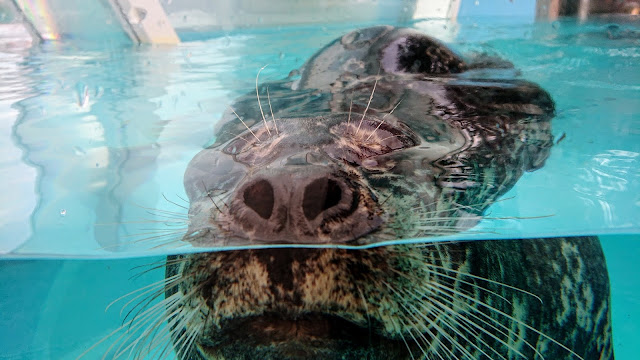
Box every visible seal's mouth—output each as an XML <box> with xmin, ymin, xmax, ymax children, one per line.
<box><xmin>197</xmin><ymin>312</ymin><xmax>408</xmax><ymax>359</ymax></box>
<box><xmin>216</xmin><ymin>313</ymin><xmax>370</xmax><ymax>343</ymax></box>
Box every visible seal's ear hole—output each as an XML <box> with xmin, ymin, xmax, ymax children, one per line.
<box><xmin>303</xmin><ymin>178</ymin><xmax>342</xmax><ymax>220</ymax></box>
<box><xmin>243</xmin><ymin>180</ymin><xmax>274</xmax><ymax>219</ymax></box>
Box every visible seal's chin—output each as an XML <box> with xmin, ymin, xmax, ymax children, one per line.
<box><xmin>197</xmin><ymin>313</ymin><xmax>408</xmax><ymax>360</ymax></box>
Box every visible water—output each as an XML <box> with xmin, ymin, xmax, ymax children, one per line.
<box><xmin>1</xmin><ymin>17</ymin><xmax>639</xmax><ymax>359</ymax></box>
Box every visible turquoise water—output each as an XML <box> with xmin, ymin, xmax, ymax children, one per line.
<box><xmin>0</xmin><ymin>17</ymin><xmax>639</xmax><ymax>359</ymax></box>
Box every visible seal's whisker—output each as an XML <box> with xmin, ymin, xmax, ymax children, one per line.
<box><xmin>383</xmin><ymin>285</ymin><xmax>433</xmax><ymax>347</ymax></box>
<box><xmin>123</xmin><ymin>286</ymin><xmax>173</xmax><ymax>324</ymax></box>
<box><xmin>122</xmin><ymin>271</ymin><xmax>198</xmax><ymax>325</ymax></box>
<box><xmin>266</xmin><ymin>86</ymin><xmax>279</xmax><ymax>135</ymax></box>
<box><xmin>355</xmin><ymin>74</ymin><xmax>379</xmax><ymax>137</ymax></box>
<box><xmin>129</xmin><ymin>263</ymin><xmax>178</xmax><ymax>281</ymax></box>
<box><xmin>391</xmin><ymin>252</ymin><xmax>517</xmax><ymax>304</ymax></box>
<box><xmin>255</xmin><ymin>65</ymin><xmax>272</xmax><ymax>137</ymax></box>
<box><xmin>127</xmin><ymin>310</ymin><xmax>176</xmax><ymax>359</ymax></box>
<box><xmin>382</xmin><ymin>97</ymin><xmax>404</xmax><ymax>120</ymax></box>
<box><xmin>156</xmin><ymin>338</ymin><xmax>177</xmax><ymax>360</ymax></box>
<box><xmin>122</xmin><ymin>230</ymin><xmax>187</xmax><ymax>248</ymax></box>
<box><xmin>221</xmin><ymin>130</ymin><xmax>250</xmax><ymax>144</ymax></box>
<box><xmin>128</xmin><ymin>257</ymin><xmax>189</xmax><ymax>281</ymax></box>
<box><xmin>383</xmin><ymin>253</ymin><xmax>545</xmax><ymax>356</ymax></box>
<box><xmin>174</xmin><ymin>312</ymin><xmax>203</xmax><ymax>358</ymax></box>
<box><xmin>173</xmin><ymin>194</ymin><xmax>189</xmax><ymax>204</ymax></box>
<box><xmin>169</xmin><ymin>323</ymin><xmax>202</xmax><ymax>360</ymax></box>
<box><xmin>137</xmin><ymin>306</ymin><xmax>200</xmax><ymax>360</ymax></box>
<box><xmin>102</xmin><ymin>218</ymin><xmax>189</xmax><ymax>226</ymax></box>
<box><xmin>128</xmin><ymin>258</ymin><xmax>168</xmax><ymax>272</ymax></box>
<box><xmin>413</xmin><ymin>216</ymin><xmax>480</xmax><ymax>222</ymax></box>
<box><xmin>200</xmin><ymin>180</ymin><xmax>226</xmax><ymax>213</ymax></box>
<box><xmin>404</xmin><ymin>325</ymin><xmax>432</xmax><ymax>360</ymax></box>
<box><xmin>121</xmin><ymin>228</ymin><xmax>188</xmax><ymax>239</ymax></box>
<box><xmin>384</xmin><ymin>281</ymin><xmax>469</xmax><ymax>360</ymax></box>
<box><xmin>161</xmin><ymin>194</ymin><xmax>189</xmax><ymax>210</ymax></box>
<box><xmin>92</xmin><ymin>233</ymin><xmax>185</xmax><ymax>252</ymax></box>
<box><xmin>400</xmin><ymin>304</ymin><xmax>456</xmax><ymax>360</ymax></box>
<box><xmin>114</xmin><ymin>306</ymin><xmax>178</xmax><ymax>359</ymax></box>
<box><xmin>118</xmin><ymin>278</ymin><xmax>185</xmax><ymax>320</ymax></box>
<box><xmin>229</xmin><ymin>106</ymin><xmax>261</xmax><ymax>142</ymax></box>
<box><xmin>428</xmin><ymin>280</ymin><xmax>582</xmax><ymax>359</ymax></box>
<box><xmin>131</xmin><ymin>203</ymin><xmax>190</xmax><ymax>218</ymax></box>
<box><xmin>104</xmin><ymin>294</ymin><xmax>181</xmax><ymax>359</ymax></box>
<box><xmin>144</xmin><ymin>214</ymin><xmax>189</xmax><ymax>223</ymax></box>
<box><xmin>413</xmin><ymin>227</ymin><xmax>499</xmax><ymax>237</ymax></box>
<box><xmin>354</xmin><ymin>284</ymin><xmax>373</xmax><ymax>340</ymax></box>
<box><xmin>366</xmin><ymin>98</ymin><xmax>404</xmax><ymax>141</ymax></box>
<box><xmin>389</xmin><ymin>317</ymin><xmax>417</xmax><ymax>360</ymax></box>
<box><xmin>347</xmin><ymin>97</ymin><xmax>353</xmax><ymax>124</ymax></box>
<box><xmin>111</xmin><ymin>283</ymin><xmax>206</xmax><ymax>360</ymax></box>
<box><xmin>432</xmin><ymin>293</ymin><xmax>544</xmax><ymax>359</ymax></box>
<box><xmin>482</xmin><ymin>214</ymin><xmax>555</xmax><ymax>220</ymax></box>
<box><xmin>149</xmin><ymin>332</ymin><xmax>175</xmax><ymax>360</ymax></box>
<box><xmin>413</xmin><ymin>195</ymin><xmax>517</xmax><ymax>215</ymax></box>
<box><xmin>389</xmin><ymin>265</ymin><xmax>512</xmax><ymax>306</ymax></box>
<box><xmin>420</xmin><ymin>290</ymin><xmax>523</xmax><ymax>360</ymax></box>
<box><xmin>416</xmin><ymin>227</ymin><xmax>500</xmax><ymax>236</ymax></box>
<box><xmin>416</xmin><ymin>317</ymin><xmax>450</xmax><ymax>360</ymax></box>
<box><xmin>105</xmin><ymin>274</ymin><xmax>178</xmax><ymax>314</ymax></box>
<box><xmin>424</xmin><ymin>263</ymin><xmax>543</xmax><ymax>304</ymax></box>
<box><xmin>423</xmin><ymin>294</ymin><xmax>498</xmax><ymax>360</ymax></box>
<box><xmin>149</xmin><ymin>238</ymin><xmax>190</xmax><ymax>251</ymax></box>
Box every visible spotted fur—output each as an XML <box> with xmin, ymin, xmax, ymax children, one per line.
<box><xmin>165</xmin><ymin>237</ymin><xmax>611</xmax><ymax>359</ymax></box>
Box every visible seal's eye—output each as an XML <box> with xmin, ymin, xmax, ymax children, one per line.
<box><xmin>326</xmin><ymin>119</ymin><xmax>418</xmax><ymax>165</ymax></box>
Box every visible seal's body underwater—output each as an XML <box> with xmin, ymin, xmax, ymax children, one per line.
<box><xmin>161</xmin><ymin>26</ymin><xmax>613</xmax><ymax>359</ymax></box>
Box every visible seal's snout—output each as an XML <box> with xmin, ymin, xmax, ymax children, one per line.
<box><xmin>227</xmin><ymin>167</ymin><xmax>383</xmax><ymax>244</ymax></box>
<box><xmin>242</xmin><ymin>175</ymin><xmax>345</xmax><ymax>222</ymax></box>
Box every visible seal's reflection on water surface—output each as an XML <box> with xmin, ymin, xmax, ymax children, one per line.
<box><xmin>110</xmin><ymin>26</ymin><xmax>614</xmax><ymax>360</ymax></box>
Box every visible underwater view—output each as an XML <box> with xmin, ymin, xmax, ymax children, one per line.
<box><xmin>1</xmin><ymin>1</ymin><xmax>639</xmax><ymax>359</ymax></box>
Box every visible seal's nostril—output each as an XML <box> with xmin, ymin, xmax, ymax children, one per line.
<box><xmin>244</xmin><ymin>180</ymin><xmax>274</xmax><ymax>219</ymax></box>
<box><xmin>303</xmin><ymin>178</ymin><xmax>342</xmax><ymax>220</ymax></box>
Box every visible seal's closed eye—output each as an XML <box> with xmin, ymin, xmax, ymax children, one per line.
<box><xmin>325</xmin><ymin>118</ymin><xmax>419</xmax><ymax>165</ymax></box>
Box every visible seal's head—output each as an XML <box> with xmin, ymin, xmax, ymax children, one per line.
<box><xmin>154</xmin><ymin>27</ymin><xmax>612</xmax><ymax>360</ymax></box>
<box><xmin>183</xmin><ymin>26</ymin><xmax>554</xmax><ymax>247</ymax></box>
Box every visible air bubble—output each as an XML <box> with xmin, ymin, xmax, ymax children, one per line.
<box><xmin>60</xmin><ymin>209</ymin><xmax>67</xmax><ymax>217</ymax></box>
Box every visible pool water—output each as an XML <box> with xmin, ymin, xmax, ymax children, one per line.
<box><xmin>1</xmin><ymin>17</ymin><xmax>639</xmax><ymax>359</ymax></box>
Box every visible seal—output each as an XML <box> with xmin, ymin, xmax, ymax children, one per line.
<box><xmin>121</xmin><ymin>26</ymin><xmax>614</xmax><ymax>359</ymax></box>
